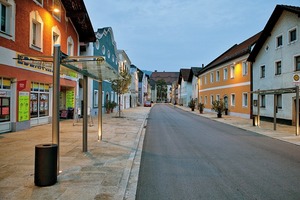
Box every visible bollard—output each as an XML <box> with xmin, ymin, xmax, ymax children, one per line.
<box><xmin>34</xmin><ymin>144</ymin><xmax>58</xmax><ymax>186</ymax></box>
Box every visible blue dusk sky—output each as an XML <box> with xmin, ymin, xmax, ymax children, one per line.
<box><xmin>84</xmin><ymin>0</ymin><xmax>300</xmax><ymax>72</ymax></box>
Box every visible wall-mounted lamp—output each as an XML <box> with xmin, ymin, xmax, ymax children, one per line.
<box><xmin>53</xmin><ymin>8</ymin><xmax>60</xmax><ymax>13</ymax></box>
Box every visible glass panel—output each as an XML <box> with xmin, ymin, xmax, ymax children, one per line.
<box><xmin>0</xmin><ymin>97</ymin><xmax>10</xmax><ymax>122</ymax></box>
<box><xmin>30</xmin><ymin>93</ymin><xmax>38</xmax><ymax>118</ymax></box>
<box><xmin>39</xmin><ymin>93</ymin><xmax>48</xmax><ymax>116</ymax></box>
<box><xmin>3</xmin><ymin>78</ymin><xmax>11</xmax><ymax>89</ymax></box>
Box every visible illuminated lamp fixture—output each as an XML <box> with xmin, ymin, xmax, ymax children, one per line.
<box><xmin>53</xmin><ymin>7</ymin><xmax>60</xmax><ymax>13</ymax></box>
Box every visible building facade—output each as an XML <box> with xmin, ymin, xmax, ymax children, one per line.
<box><xmin>0</xmin><ymin>0</ymin><xmax>95</xmax><ymax>133</ymax></box>
<box><xmin>248</xmin><ymin>5</ymin><xmax>300</xmax><ymax>125</ymax></box>
<box><xmin>198</xmin><ymin>32</ymin><xmax>260</xmax><ymax>118</ymax></box>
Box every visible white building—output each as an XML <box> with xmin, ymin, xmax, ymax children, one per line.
<box><xmin>178</xmin><ymin>68</ymin><xmax>192</xmax><ymax>107</ymax></box>
<box><xmin>118</xmin><ymin>50</ymin><xmax>132</xmax><ymax>109</ymax></box>
<box><xmin>248</xmin><ymin>5</ymin><xmax>300</xmax><ymax>126</ymax></box>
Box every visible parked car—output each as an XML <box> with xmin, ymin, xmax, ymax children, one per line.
<box><xmin>144</xmin><ymin>101</ymin><xmax>151</xmax><ymax>107</ymax></box>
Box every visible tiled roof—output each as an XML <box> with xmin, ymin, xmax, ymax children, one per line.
<box><xmin>178</xmin><ymin>68</ymin><xmax>191</xmax><ymax>84</ymax></box>
<box><xmin>61</xmin><ymin>0</ymin><xmax>96</xmax><ymax>42</ymax></box>
<box><xmin>150</xmin><ymin>72</ymin><xmax>179</xmax><ymax>85</ymax></box>
<box><xmin>248</xmin><ymin>4</ymin><xmax>300</xmax><ymax>62</ymax></box>
<box><xmin>201</xmin><ymin>32</ymin><xmax>261</xmax><ymax>74</ymax></box>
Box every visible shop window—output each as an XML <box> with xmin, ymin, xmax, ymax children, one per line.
<box><xmin>0</xmin><ymin>78</ymin><xmax>11</xmax><ymax>89</ymax></box>
<box><xmin>30</xmin><ymin>82</ymin><xmax>50</xmax><ymax>118</ymax></box>
<box><xmin>0</xmin><ymin>97</ymin><xmax>10</xmax><ymax>122</ymax></box>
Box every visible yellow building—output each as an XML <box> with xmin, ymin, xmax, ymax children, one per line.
<box><xmin>198</xmin><ymin>32</ymin><xmax>260</xmax><ymax>119</ymax></box>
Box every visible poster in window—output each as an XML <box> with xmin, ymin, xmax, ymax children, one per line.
<box><xmin>66</xmin><ymin>90</ymin><xmax>74</xmax><ymax>108</ymax></box>
<box><xmin>18</xmin><ymin>92</ymin><xmax>29</xmax><ymax>121</ymax></box>
<box><xmin>40</xmin><ymin>101</ymin><xmax>44</xmax><ymax>111</ymax></box>
<box><xmin>33</xmin><ymin>101</ymin><xmax>37</xmax><ymax>112</ymax></box>
<box><xmin>44</xmin><ymin>102</ymin><xmax>48</xmax><ymax>110</ymax></box>
<box><xmin>2</xmin><ymin>107</ymin><xmax>9</xmax><ymax>115</ymax></box>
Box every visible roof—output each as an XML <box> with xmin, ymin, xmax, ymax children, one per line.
<box><xmin>201</xmin><ymin>32</ymin><xmax>261</xmax><ymax>74</ymax></box>
<box><xmin>190</xmin><ymin>67</ymin><xmax>202</xmax><ymax>77</ymax></box>
<box><xmin>61</xmin><ymin>0</ymin><xmax>96</xmax><ymax>43</ymax></box>
<box><xmin>178</xmin><ymin>68</ymin><xmax>191</xmax><ymax>84</ymax></box>
<box><xmin>150</xmin><ymin>72</ymin><xmax>179</xmax><ymax>85</ymax></box>
<box><xmin>248</xmin><ymin>5</ymin><xmax>300</xmax><ymax>62</ymax></box>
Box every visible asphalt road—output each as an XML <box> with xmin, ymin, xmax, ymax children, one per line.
<box><xmin>136</xmin><ymin>104</ymin><xmax>300</xmax><ymax>200</ymax></box>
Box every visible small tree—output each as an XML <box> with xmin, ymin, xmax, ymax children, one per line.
<box><xmin>211</xmin><ymin>99</ymin><xmax>226</xmax><ymax>118</ymax></box>
<box><xmin>156</xmin><ymin>79</ymin><xmax>167</xmax><ymax>102</ymax></box>
<box><xmin>111</xmin><ymin>70</ymin><xmax>132</xmax><ymax>117</ymax></box>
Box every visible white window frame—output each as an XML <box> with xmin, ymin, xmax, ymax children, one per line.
<box><xmin>210</xmin><ymin>72</ymin><xmax>214</xmax><ymax>83</ymax></box>
<box><xmin>210</xmin><ymin>95</ymin><xmax>214</xmax><ymax>105</ymax></box>
<box><xmin>216</xmin><ymin>94</ymin><xmax>220</xmax><ymax>101</ymax></box>
<box><xmin>242</xmin><ymin>61</ymin><xmax>248</xmax><ymax>76</ymax></box>
<box><xmin>260</xmin><ymin>65</ymin><xmax>265</xmax><ymax>78</ymax></box>
<box><xmin>242</xmin><ymin>92</ymin><xmax>248</xmax><ymax>107</ymax></box>
<box><xmin>0</xmin><ymin>0</ymin><xmax>16</xmax><ymax>41</ymax></box>
<box><xmin>288</xmin><ymin>27</ymin><xmax>297</xmax><ymax>44</ymax></box>
<box><xmin>52</xmin><ymin>0</ymin><xmax>61</xmax><ymax>21</ymax></box>
<box><xmin>223</xmin><ymin>68</ymin><xmax>228</xmax><ymax>80</ymax></box>
<box><xmin>204</xmin><ymin>96</ymin><xmax>207</xmax><ymax>104</ymax></box>
<box><xmin>51</xmin><ymin>26</ymin><xmax>61</xmax><ymax>54</ymax></box>
<box><xmin>67</xmin><ymin>36</ymin><xmax>74</xmax><ymax>56</ymax></box>
<box><xmin>275</xmin><ymin>60</ymin><xmax>281</xmax><ymax>75</ymax></box>
<box><xmin>230</xmin><ymin>65</ymin><xmax>235</xmax><ymax>79</ymax></box>
<box><xmin>276</xmin><ymin>34</ymin><xmax>283</xmax><ymax>48</ymax></box>
<box><xmin>216</xmin><ymin>70</ymin><xmax>220</xmax><ymax>82</ymax></box>
<box><xmin>231</xmin><ymin>94</ymin><xmax>235</xmax><ymax>106</ymax></box>
<box><xmin>204</xmin><ymin>76</ymin><xmax>207</xmax><ymax>85</ymax></box>
<box><xmin>33</xmin><ymin>0</ymin><xmax>43</xmax><ymax>6</ymax></box>
<box><xmin>29</xmin><ymin>11</ymin><xmax>43</xmax><ymax>51</ymax></box>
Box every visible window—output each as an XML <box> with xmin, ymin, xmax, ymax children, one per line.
<box><xmin>242</xmin><ymin>93</ymin><xmax>248</xmax><ymax>107</ymax></box>
<box><xmin>216</xmin><ymin>95</ymin><xmax>220</xmax><ymax>101</ymax></box>
<box><xmin>102</xmin><ymin>45</ymin><xmax>105</xmax><ymax>55</ymax></box>
<box><xmin>33</xmin><ymin>0</ymin><xmax>43</xmax><ymax>6</ymax></box>
<box><xmin>0</xmin><ymin>77</ymin><xmax>11</xmax><ymax>89</ymax></box>
<box><xmin>260</xmin><ymin>65</ymin><xmax>265</xmax><ymax>78</ymax></box>
<box><xmin>0</xmin><ymin>0</ymin><xmax>16</xmax><ymax>40</ymax></box>
<box><xmin>289</xmin><ymin>28</ymin><xmax>297</xmax><ymax>43</ymax></box>
<box><xmin>230</xmin><ymin>65</ymin><xmax>235</xmax><ymax>78</ymax></box>
<box><xmin>260</xmin><ymin>95</ymin><xmax>266</xmax><ymax>108</ymax></box>
<box><xmin>216</xmin><ymin>71</ymin><xmax>220</xmax><ymax>82</ymax></box>
<box><xmin>231</xmin><ymin>94</ymin><xmax>235</xmax><ymax>106</ymax></box>
<box><xmin>223</xmin><ymin>68</ymin><xmax>228</xmax><ymax>80</ymax></box>
<box><xmin>199</xmin><ymin>78</ymin><xmax>202</xmax><ymax>86</ymax></box>
<box><xmin>204</xmin><ymin>96</ymin><xmax>207</xmax><ymax>104</ymax></box>
<box><xmin>53</xmin><ymin>0</ymin><xmax>61</xmax><ymax>21</ymax></box>
<box><xmin>52</xmin><ymin>26</ymin><xmax>61</xmax><ymax>53</ymax></box>
<box><xmin>276</xmin><ymin>35</ymin><xmax>283</xmax><ymax>48</ymax></box>
<box><xmin>210</xmin><ymin>95</ymin><xmax>214</xmax><ymax>105</ymax></box>
<box><xmin>277</xmin><ymin>94</ymin><xmax>282</xmax><ymax>109</ymax></box>
<box><xmin>296</xmin><ymin>56</ymin><xmax>300</xmax><ymax>71</ymax></box>
<box><xmin>242</xmin><ymin>61</ymin><xmax>248</xmax><ymax>76</ymax></box>
<box><xmin>204</xmin><ymin>76</ymin><xmax>207</xmax><ymax>84</ymax></box>
<box><xmin>30</xmin><ymin>11</ymin><xmax>43</xmax><ymax>51</ymax></box>
<box><xmin>30</xmin><ymin>82</ymin><xmax>50</xmax><ymax>118</ymax></box>
<box><xmin>67</xmin><ymin>36</ymin><xmax>74</xmax><ymax>56</ymax></box>
<box><xmin>275</xmin><ymin>61</ymin><xmax>281</xmax><ymax>75</ymax></box>
<box><xmin>107</xmin><ymin>50</ymin><xmax>111</xmax><ymax>59</ymax></box>
<box><xmin>210</xmin><ymin>72</ymin><xmax>214</xmax><ymax>83</ymax></box>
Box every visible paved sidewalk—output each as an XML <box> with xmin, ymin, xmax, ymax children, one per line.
<box><xmin>0</xmin><ymin>107</ymin><xmax>150</xmax><ymax>200</ymax></box>
<box><xmin>1</xmin><ymin>104</ymin><xmax>299</xmax><ymax>200</ymax></box>
<box><xmin>176</xmin><ymin>105</ymin><xmax>300</xmax><ymax>146</ymax></box>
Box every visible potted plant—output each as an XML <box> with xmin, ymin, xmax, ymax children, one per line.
<box><xmin>198</xmin><ymin>103</ymin><xmax>205</xmax><ymax>114</ymax></box>
<box><xmin>110</xmin><ymin>101</ymin><xmax>117</xmax><ymax>113</ymax></box>
<box><xmin>188</xmin><ymin>99</ymin><xmax>196</xmax><ymax>111</ymax></box>
<box><xmin>105</xmin><ymin>100</ymin><xmax>111</xmax><ymax>114</ymax></box>
<box><xmin>211</xmin><ymin>99</ymin><xmax>226</xmax><ymax>118</ymax></box>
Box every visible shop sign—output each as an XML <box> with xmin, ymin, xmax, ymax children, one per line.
<box><xmin>16</xmin><ymin>54</ymin><xmax>53</xmax><ymax>74</ymax></box>
<box><xmin>17</xmin><ymin>80</ymin><xmax>27</xmax><ymax>91</ymax></box>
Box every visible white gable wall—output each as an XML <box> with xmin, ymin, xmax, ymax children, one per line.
<box><xmin>253</xmin><ymin>11</ymin><xmax>300</xmax><ymax>120</ymax></box>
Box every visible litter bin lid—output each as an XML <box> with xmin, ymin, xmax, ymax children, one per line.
<box><xmin>35</xmin><ymin>144</ymin><xmax>58</xmax><ymax>148</ymax></box>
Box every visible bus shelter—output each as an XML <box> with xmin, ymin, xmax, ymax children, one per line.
<box><xmin>18</xmin><ymin>45</ymin><xmax>120</xmax><ymax>172</ymax></box>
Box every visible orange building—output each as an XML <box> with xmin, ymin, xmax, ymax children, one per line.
<box><xmin>0</xmin><ymin>0</ymin><xmax>95</xmax><ymax>133</ymax></box>
<box><xmin>198</xmin><ymin>32</ymin><xmax>260</xmax><ymax>119</ymax></box>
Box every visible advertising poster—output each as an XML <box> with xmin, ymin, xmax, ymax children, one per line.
<box><xmin>66</xmin><ymin>90</ymin><xmax>75</xmax><ymax>108</ymax></box>
<box><xmin>18</xmin><ymin>92</ymin><xmax>30</xmax><ymax>122</ymax></box>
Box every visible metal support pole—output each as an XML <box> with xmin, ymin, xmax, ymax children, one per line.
<box><xmin>274</xmin><ymin>94</ymin><xmax>277</xmax><ymax>131</ymax></box>
<box><xmin>52</xmin><ymin>44</ymin><xmax>60</xmax><ymax>173</ymax></box>
<box><xmin>296</xmin><ymin>86</ymin><xmax>299</xmax><ymax>136</ymax></box>
<box><xmin>83</xmin><ymin>75</ymin><xmax>88</xmax><ymax>152</ymax></box>
<box><xmin>98</xmin><ymin>81</ymin><xmax>102</xmax><ymax>141</ymax></box>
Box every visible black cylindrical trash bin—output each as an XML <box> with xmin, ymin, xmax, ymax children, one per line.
<box><xmin>34</xmin><ymin>144</ymin><xmax>58</xmax><ymax>186</ymax></box>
